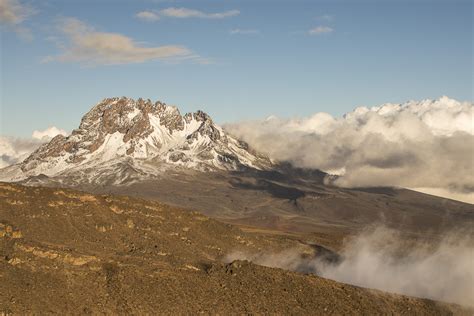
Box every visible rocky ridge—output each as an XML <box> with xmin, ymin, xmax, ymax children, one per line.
<box><xmin>0</xmin><ymin>97</ymin><xmax>271</xmax><ymax>183</ymax></box>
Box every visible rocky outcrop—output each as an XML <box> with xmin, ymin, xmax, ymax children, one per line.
<box><xmin>1</xmin><ymin>97</ymin><xmax>272</xmax><ymax>183</ymax></box>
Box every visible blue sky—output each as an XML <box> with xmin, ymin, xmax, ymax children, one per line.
<box><xmin>1</xmin><ymin>0</ymin><xmax>472</xmax><ymax>137</ymax></box>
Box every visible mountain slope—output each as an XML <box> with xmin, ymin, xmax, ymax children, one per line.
<box><xmin>1</xmin><ymin>182</ymin><xmax>470</xmax><ymax>315</ymax></box>
<box><xmin>1</xmin><ymin>97</ymin><xmax>472</xmax><ymax>241</ymax></box>
<box><xmin>0</xmin><ymin>97</ymin><xmax>271</xmax><ymax>183</ymax></box>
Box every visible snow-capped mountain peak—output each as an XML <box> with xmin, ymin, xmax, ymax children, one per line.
<box><xmin>1</xmin><ymin>97</ymin><xmax>271</xmax><ymax>182</ymax></box>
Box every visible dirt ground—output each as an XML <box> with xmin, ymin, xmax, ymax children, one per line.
<box><xmin>0</xmin><ymin>183</ymin><xmax>471</xmax><ymax>315</ymax></box>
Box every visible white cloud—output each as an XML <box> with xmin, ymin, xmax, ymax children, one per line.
<box><xmin>226</xmin><ymin>227</ymin><xmax>474</xmax><ymax>307</ymax></box>
<box><xmin>45</xmin><ymin>17</ymin><xmax>196</xmax><ymax>65</ymax></box>
<box><xmin>0</xmin><ymin>136</ymin><xmax>42</xmax><ymax>169</ymax></box>
<box><xmin>0</xmin><ymin>0</ymin><xmax>33</xmax><ymax>25</ymax></box>
<box><xmin>230</xmin><ymin>28</ymin><xmax>260</xmax><ymax>35</ymax></box>
<box><xmin>160</xmin><ymin>7</ymin><xmax>239</xmax><ymax>19</ymax></box>
<box><xmin>0</xmin><ymin>0</ymin><xmax>35</xmax><ymax>39</ymax></box>
<box><xmin>317</xmin><ymin>228</ymin><xmax>474</xmax><ymax>307</ymax></box>
<box><xmin>309</xmin><ymin>26</ymin><xmax>333</xmax><ymax>35</ymax></box>
<box><xmin>0</xmin><ymin>126</ymin><xmax>67</xmax><ymax>169</ymax></box>
<box><xmin>32</xmin><ymin>126</ymin><xmax>68</xmax><ymax>141</ymax></box>
<box><xmin>137</xmin><ymin>7</ymin><xmax>239</xmax><ymax>21</ymax></box>
<box><xmin>225</xmin><ymin>97</ymin><xmax>474</xmax><ymax>202</ymax></box>
<box><xmin>135</xmin><ymin>11</ymin><xmax>160</xmax><ymax>22</ymax></box>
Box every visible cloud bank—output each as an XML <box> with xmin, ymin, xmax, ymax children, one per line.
<box><xmin>45</xmin><ymin>17</ymin><xmax>195</xmax><ymax>65</ymax></box>
<box><xmin>1</xmin><ymin>126</ymin><xmax>66</xmax><ymax>168</ymax></box>
<box><xmin>136</xmin><ymin>7</ymin><xmax>239</xmax><ymax>22</ymax></box>
<box><xmin>225</xmin><ymin>97</ymin><xmax>474</xmax><ymax>203</ymax></box>
<box><xmin>226</xmin><ymin>227</ymin><xmax>474</xmax><ymax>307</ymax></box>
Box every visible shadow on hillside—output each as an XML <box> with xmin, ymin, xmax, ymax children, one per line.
<box><xmin>229</xmin><ymin>178</ymin><xmax>305</xmax><ymax>204</ymax></box>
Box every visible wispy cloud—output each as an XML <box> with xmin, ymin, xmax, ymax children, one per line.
<box><xmin>309</xmin><ymin>26</ymin><xmax>334</xmax><ymax>35</ymax></box>
<box><xmin>135</xmin><ymin>10</ymin><xmax>160</xmax><ymax>22</ymax></box>
<box><xmin>230</xmin><ymin>28</ymin><xmax>259</xmax><ymax>35</ymax></box>
<box><xmin>0</xmin><ymin>0</ymin><xmax>36</xmax><ymax>39</ymax></box>
<box><xmin>136</xmin><ymin>7</ymin><xmax>239</xmax><ymax>22</ymax></box>
<box><xmin>44</xmin><ymin>17</ymin><xmax>198</xmax><ymax>66</ymax></box>
<box><xmin>0</xmin><ymin>0</ymin><xmax>34</xmax><ymax>25</ymax></box>
<box><xmin>316</xmin><ymin>14</ymin><xmax>333</xmax><ymax>22</ymax></box>
<box><xmin>161</xmin><ymin>7</ymin><xmax>239</xmax><ymax>19</ymax></box>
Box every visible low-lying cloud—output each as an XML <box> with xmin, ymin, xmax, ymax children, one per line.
<box><xmin>0</xmin><ymin>136</ymin><xmax>41</xmax><ymax>168</ymax></box>
<box><xmin>225</xmin><ymin>96</ymin><xmax>474</xmax><ymax>203</ymax></box>
<box><xmin>0</xmin><ymin>126</ymin><xmax>66</xmax><ymax>168</ymax></box>
<box><xmin>44</xmin><ymin>17</ymin><xmax>196</xmax><ymax>65</ymax></box>
<box><xmin>226</xmin><ymin>227</ymin><xmax>474</xmax><ymax>306</ymax></box>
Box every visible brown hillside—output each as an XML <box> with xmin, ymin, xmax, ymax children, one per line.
<box><xmin>0</xmin><ymin>183</ymin><xmax>470</xmax><ymax>315</ymax></box>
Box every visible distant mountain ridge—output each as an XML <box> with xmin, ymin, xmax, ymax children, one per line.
<box><xmin>0</xmin><ymin>97</ymin><xmax>271</xmax><ymax>183</ymax></box>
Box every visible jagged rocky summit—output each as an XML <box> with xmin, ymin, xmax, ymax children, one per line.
<box><xmin>0</xmin><ymin>97</ymin><xmax>271</xmax><ymax>184</ymax></box>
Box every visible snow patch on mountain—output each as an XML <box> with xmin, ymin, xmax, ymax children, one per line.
<box><xmin>0</xmin><ymin>97</ymin><xmax>271</xmax><ymax>183</ymax></box>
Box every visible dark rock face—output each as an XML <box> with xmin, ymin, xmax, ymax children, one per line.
<box><xmin>187</xmin><ymin>120</ymin><xmax>221</xmax><ymax>142</ymax></box>
<box><xmin>78</xmin><ymin>97</ymin><xmax>171</xmax><ymax>152</ymax></box>
<box><xmin>20</xmin><ymin>97</ymin><xmax>224</xmax><ymax>166</ymax></box>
